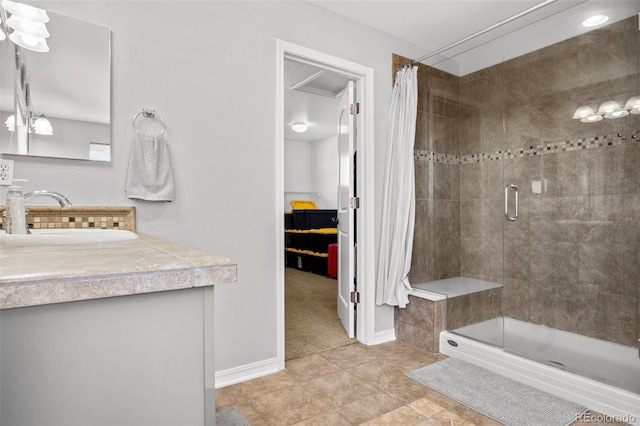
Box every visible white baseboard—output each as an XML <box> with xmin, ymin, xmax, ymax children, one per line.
<box><xmin>371</xmin><ymin>328</ymin><xmax>396</xmax><ymax>345</ymax></box>
<box><xmin>215</xmin><ymin>357</ymin><xmax>279</xmax><ymax>389</ymax></box>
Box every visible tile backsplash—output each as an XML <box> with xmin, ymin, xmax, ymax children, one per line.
<box><xmin>0</xmin><ymin>206</ymin><xmax>136</xmax><ymax>232</ymax></box>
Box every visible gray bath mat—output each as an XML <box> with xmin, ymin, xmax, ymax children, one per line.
<box><xmin>407</xmin><ymin>358</ymin><xmax>588</xmax><ymax>426</ymax></box>
<box><xmin>215</xmin><ymin>407</ymin><xmax>250</xmax><ymax>426</ymax></box>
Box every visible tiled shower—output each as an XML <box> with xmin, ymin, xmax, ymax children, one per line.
<box><xmin>401</xmin><ymin>15</ymin><xmax>639</xmax><ymax>350</ymax></box>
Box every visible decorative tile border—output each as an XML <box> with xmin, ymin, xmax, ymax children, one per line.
<box><xmin>416</xmin><ymin>132</ymin><xmax>638</xmax><ymax>164</ymax></box>
<box><xmin>0</xmin><ymin>206</ymin><xmax>136</xmax><ymax>232</ymax></box>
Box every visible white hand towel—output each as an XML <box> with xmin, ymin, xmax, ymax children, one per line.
<box><xmin>125</xmin><ymin>132</ymin><xmax>175</xmax><ymax>202</ymax></box>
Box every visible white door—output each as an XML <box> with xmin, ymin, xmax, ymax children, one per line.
<box><xmin>337</xmin><ymin>81</ymin><xmax>356</xmax><ymax>338</ymax></box>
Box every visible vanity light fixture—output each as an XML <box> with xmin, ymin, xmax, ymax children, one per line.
<box><xmin>572</xmin><ymin>105</ymin><xmax>595</xmax><ymax>120</ymax></box>
<box><xmin>5</xmin><ymin>114</ymin><xmax>14</xmax><ymax>132</ymax></box>
<box><xmin>291</xmin><ymin>122</ymin><xmax>308</xmax><ymax>133</ymax></box>
<box><xmin>1</xmin><ymin>0</ymin><xmax>49</xmax><ymax>52</ymax></box>
<box><xmin>624</xmin><ymin>96</ymin><xmax>640</xmax><ymax>114</ymax></box>
<box><xmin>2</xmin><ymin>0</ymin><xmax>48</xmax><ymax>23</ymax></box>
<box><xmin>573</xmin><ymin>96</ymin><xmax>640</xmax><ymax>123</ymax></box>
<box><xmin>582</xmin><ymin>14</ymin><xmax>608</xmax><ymax>27</ymax></box>
<box><xmin>572</xmin><ymin>105</ymin><xmax>602</xmax><ymax>123</ymax></box>
<box><xmin>32</xmin><ymin>114</ymin><xmax>53</xmax><ymax>135</ymax></box>
<box><xmin>597</xmin><ymin>100</ymin><xmax>628</xmax><ymax>119</ymax></box>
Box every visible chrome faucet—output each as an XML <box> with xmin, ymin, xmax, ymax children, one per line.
<box><xmin>24</xmin><ymin>190</ymin><xmax>72</xmax><ymax>208</ymax></box>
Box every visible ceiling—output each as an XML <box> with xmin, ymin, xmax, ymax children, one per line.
<box><xmin>284</xmin><ymin>59</ymin><xmax>351</xmax><ymax>143</ymax></box>
<box><xmin>287</xmin><ymin>0</ymin><xmax>640</xmax><ymax>142</ymax></box>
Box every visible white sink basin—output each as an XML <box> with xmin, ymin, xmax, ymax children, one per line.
<box><xmin>0</xmin><ymin>229</ymin><xmax>139</xmax><ymax>247</ymax></box>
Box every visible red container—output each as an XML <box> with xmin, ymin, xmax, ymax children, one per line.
<box><xmin>327</xmin><ymin>243</ymin><xmax>338</xmax><ymax>278</ymax></box>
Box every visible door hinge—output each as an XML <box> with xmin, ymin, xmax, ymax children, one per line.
<box><xmin>349</xmin><ymin>197</ymin><xmax>360</xmax><ymax>209</ymax></box>
<box><xmin>350</xmin><ymin>291</ymin><xmax>360</xmax><ymax>304</ymax></box>
<box><xmin>350</xmin><ymin>103</ymin><xmax>360</xmax><ymax>115</ymax></box>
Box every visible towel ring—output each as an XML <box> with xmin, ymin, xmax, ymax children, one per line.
<box><xmin>132</xmin><ymin>109</ymin><xmax>165</xmax><ymax>135</ymax></box>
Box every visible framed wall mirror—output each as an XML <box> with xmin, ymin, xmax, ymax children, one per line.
<box><xmin>0</xmin><ymin>9</ymin><xmax>110</xmax><ymax>161</ymax></box>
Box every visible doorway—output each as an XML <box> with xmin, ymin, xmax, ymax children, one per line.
<box><xmin>275</xmin><ymin>40</ymin><xmax>375</xmax><ymax>370</ymax></box>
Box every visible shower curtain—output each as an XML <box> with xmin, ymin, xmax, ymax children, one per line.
<box><xmin>375</xmin><ymin>65</ymin><xmax>418</xmax><ymax>308</ymax></box>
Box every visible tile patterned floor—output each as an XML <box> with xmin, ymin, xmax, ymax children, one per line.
<box><xmin>215</xmin><ymin>341</ymin><xmax>628</xmax><ymax>425</ymax></box>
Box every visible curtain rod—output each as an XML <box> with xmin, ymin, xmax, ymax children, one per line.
<box><xmin>409</xmin><ymin>0</ymin><xmax>558</xmax><ymax>66</ymax></box>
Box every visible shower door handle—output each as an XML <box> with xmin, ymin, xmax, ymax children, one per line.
<box><xmin>504</xmin><ymin>184</ymin><xmax>518</xmax><ymax>221</ymax></box>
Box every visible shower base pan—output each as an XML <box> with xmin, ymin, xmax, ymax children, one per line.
<box><xmin>441</xmin><ymin>317</ymin><xmax>640</xmax><ymax>425</ymax></box>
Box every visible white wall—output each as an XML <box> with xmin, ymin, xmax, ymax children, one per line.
<box><xmin>310</xmin><ymin>135</ymin><xmax>338</xmax><ymax>209</ymax></box>
<box><xmin>284</xmin><ymin>136</ymin><xmax>337</xmax><ymax>210</ymax></box>
<box><xmin>4</xmin><ymin>1</ymin><xmax>425</xmax><ymax>375</ymax></box>
<box><xmin>283</xmin><ymin>138</ymin><xmax>316</xmax><ymax>209</ymax></box>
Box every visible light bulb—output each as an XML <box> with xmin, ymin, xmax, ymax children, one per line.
<box><xmin>582</xmin><ymin>15</ymin><xmax>608</xmax><ymax>27</ymax></box>
<box><xmin>572</xmin><ymin>106</ymin><xmax>594</xmax><ymax>119</ymax></box>
<box><xmin>21</xmin><ymin>34</ymin><xmax>40</xmax><ymax>47</ymax></box>
<box><xmin>291</xmin><ymin>122</ymin><xmax>308</xmax><ymax>133</ymax></box>
<box><xmin>580</xmin><ymin>114</ymin><xmax>603</xmax><ymax>123</ymax></box>
<box><xmin>597</xmin><ymin>100</ymin><xmax>621</xmax><ymax>115</ymax></box>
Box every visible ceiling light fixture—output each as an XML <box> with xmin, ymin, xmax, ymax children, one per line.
<box><xmin>582</xmin><ymin>14</ymin><xmax>608</xmax><ymax>27</ymax></box>
<box><xmin>291</xmin><ymin>122</ymin><xmax>308</xmax><ymax>133</ymax></box>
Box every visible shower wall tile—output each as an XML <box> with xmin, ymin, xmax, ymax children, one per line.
<box><xmin>502</xmin><ymin>276</ymin><xmax>530</xmax><ymax>322</ymax></box>
<box><xmin>432</xmin><ymin>199</ymin><xmax>460</xmax><ymax>238</ymax></box>
<box><xmin>503</xmin><ymin>103</ymin><xmax>541</xmax><ymax>151</ymax></box>
<box><xmin>577</xmin><ymin>18</ymin><xmax>639</xmax><ymax>86</ymax></box>
<box><xmin>578</xmin><ymin>243</ymin><xmax>638</xmax><ymax>297</ymax></box>
<box><xmin>579</xmin><ymin>291</ymin><xmax>637</xmax><ymax>347</ymax></box>
<box><xmin>574</xmin><ymin>194</ymin><xmax>640</xmax><ymax>245</ymax></box>
<box><xmin>446</xmin><ymin>288</ymin><xmax>502</xmax><ymax>330</ymax></box>
<box><xmin>527</xmin><ymin>37</ymin><xmax>581</xmax><ymax>98</ymax></box>
<box><xmin>503</xmin><ymin>236</ymin><xmax>530</xmax><ymax>282</ymax></box>
<box><xmin>429</xmin><ymin>236</ymin><xmax>460</xmax><ymax>280</ymax></box>
<box><xmin>529</xmin><ymin>239</ymin><xmax>578</xmax><ymax>288</ymax></box>
<box><xmin>460</xmin><ymin>234</ymin><xmax>503</xmax><ymax>281</ymax></box>
<box><xmin>414</xmin><ymin>159</ymin><xmax>431</xmax><ymax>200</ymax></box>
<box><xmin>498</xmin><ymin>58</ymin><xmax>535</xmax><ymax>104</ymax></box>
<box><xmin>460</xmin><ymin>199</ymin><xmax>502</xmax><ymax>239</ymax></box>
<box><xmin>432</xmin><ymin>163</ymin><xmax>459</xmax><ymax>200</ymax></box>
<box><xmin>460</xmin><ymin>161</ymin><xmax>503</xmax><ymax>200</ymax></box>
<box><xmin>529</xmin><ymin>196</ymin><xmax>588</xmax><ymax>242</ymax></box>
<box><xmin>479</xmin><ymin>108</ymin><xmax>506</xmax><ymax>154</ymax></box>
<box><xmin>544</xmin><ymin>151</ymin><xmax>589</xmax><ymax>198</ymax></box>
<box><xmin>601</xmin><ymin>144</ymin><xmax>639</xmax><ymax>195</ymax></box>
<box><xmin>428</xmin><ymin>113</ymin><xmax>460</xmax><ymax>155</ymax></box>
<box><xmin>410</xmin><ymin>199</ymin><xmax>431</xmax><ymax>284</ymax></box>
<box><xmin>461</xmin><ymin>67</ymin><xmax>503</xmax><ymax>109</ymax></box>
<box><xmin>460</xmin><ymin>104</ymin><xmax>480</xmax><ymax>156</ymax></box>
<box><xmin>530</xmin><ymin>281</ymin><xmax>584</xmax><ymax>334</ymax></box>
<box><xmin>418</xmin><ymin>66</ymin><xmax>460</xmax><ymax>116</ymax></box>
<box><xmin>414</xmin><ymin>111</ymin><xmax>430</xmax><ymax>152</ymax></box>
<box><xmin>394</xmin><ymin>296</ymin><xmax>446</xmax><ymax>353</ymax></box>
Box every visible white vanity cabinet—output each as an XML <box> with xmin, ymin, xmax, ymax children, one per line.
<box><xmin>0</xmin><ymin>234</ymin><xmax>236</xmax><ymax>426</ymax></box>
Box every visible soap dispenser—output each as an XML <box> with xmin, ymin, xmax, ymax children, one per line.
<box><xmin>5</xmin><ymin>182</ymin><xmax>27</xmax><ymax>234</ymax></box>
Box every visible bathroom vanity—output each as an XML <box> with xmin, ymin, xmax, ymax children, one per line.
<box><xmin>0</xmin><ymin>233</ymin><xmax>236</xmax><ymax>426</ymax></box>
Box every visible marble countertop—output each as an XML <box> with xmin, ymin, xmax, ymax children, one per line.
<box><xmin>0</xmin><ymin>234</ymin><xmax>237</xmax><ymax>309</ymax></box>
